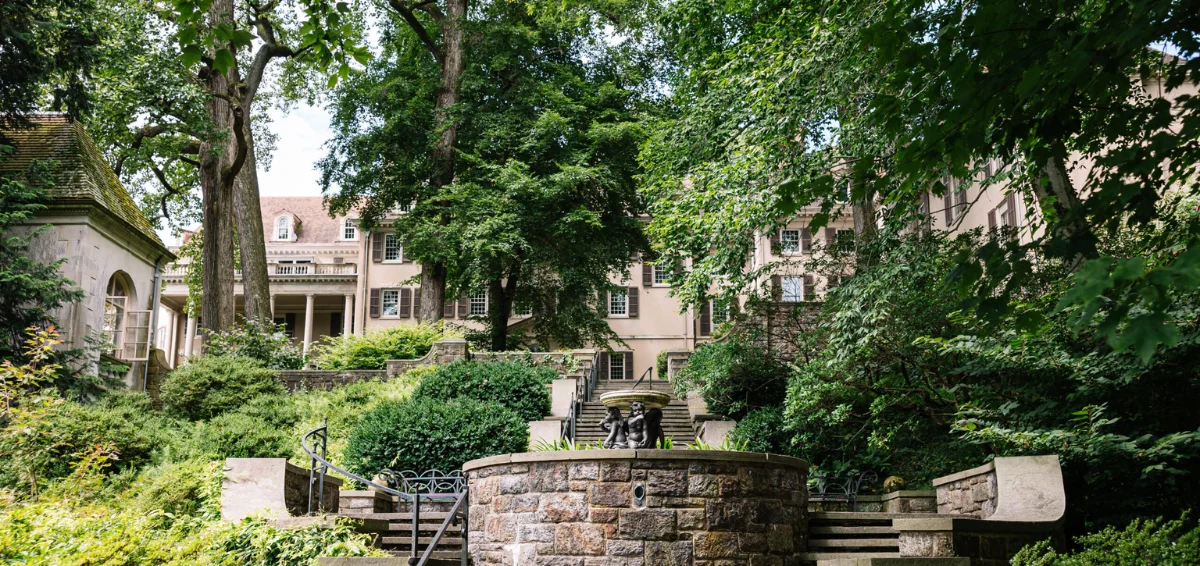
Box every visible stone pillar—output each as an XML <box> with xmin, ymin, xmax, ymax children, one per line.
<box><xmin>303</xmin><ymin>293</ymin><xmax>315</xmax><ymax>357</ymax></box>
<box><xmin>433</xmin><ymin>338</ymin><xmax>469</xmax><ymax>364</ymax></box>
<box><xmin>269</xmin><ymin>294</ymin><xmax>276</xmax><ymax>320</ymax></box>
<box><xmin>184</xmin><ymin>314</ymin><xmax>197</xmax><ymax>358</ymax></box>
<box><xmin>342</xmin><ymin>294</ymin><xmax>354</xmax><ymax>337</ymax></box>
<box><xmin>550</xmin><ymin>378</ymin><xmax>578</xmax><ymax>417</ymax></box>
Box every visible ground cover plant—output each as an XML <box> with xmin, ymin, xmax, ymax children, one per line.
<box><xmin>0</xmin><ymin>329</ymin><xmax>424</xmax><ymax>564</ymax></box>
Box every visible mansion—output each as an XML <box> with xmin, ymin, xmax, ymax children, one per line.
<box><xmin>153</xmin><ymin>182</ymin><xmax>1026</xmax><ymax>378</ymax></box>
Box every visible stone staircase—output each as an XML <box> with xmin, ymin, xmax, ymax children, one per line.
<box><xmin>339</xmin><ymin>497</ymin><xmax>465</xmax><ymax>564</ymax></box>
<box><xmin>799</xmin><ymin>511</ymin><xmax>941</xmax><ymax>564</ymax></box>
<box><xmin>573</xmin><ymin>379</ymin><xmax>697</xmax><ymax>447</ymax></box>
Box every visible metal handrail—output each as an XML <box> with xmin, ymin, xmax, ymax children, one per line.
<box><xmin>417</xmin><ymin>489</ymin><xmax>469</xmax><ymax>566</ymax></box>
<box><xmin>562</xmin><ymin>391</ymin><xmax>578</xmax><ymax>441</ymax></box>
<box><xmin>302</xmin><ymin>423</ymin><xmax>467</xmax><ymax>565</ymax></box>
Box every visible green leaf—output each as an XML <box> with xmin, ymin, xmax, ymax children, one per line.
<box><xmin>181</xmin><ymin>45</ymin><xmax>203</xmax><ymax>67</ymax></box>
<box><xmin>213</xmin><ymin>49</ymin><xmax>235</xmax><ymax>73</ymax></box>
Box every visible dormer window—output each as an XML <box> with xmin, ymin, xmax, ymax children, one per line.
<box><xmin>275</xmin><ymin>215</ymin><xmax>293</xmax><ymax>241</ymax></box>
<box><xmin>342</xmin><ymin>218</ymin><xmax>358</xmax><ymax>240</ymax></box>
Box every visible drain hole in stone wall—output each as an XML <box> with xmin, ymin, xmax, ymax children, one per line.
<box><xmin>633</xmin><ymin>483</ymin><xmax>646</xmax><ymax>507</ymax></box>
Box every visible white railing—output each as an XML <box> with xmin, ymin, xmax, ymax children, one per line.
<box><xmin>270</xmin><ymin>263</ymin><xmax>358</xmax><ymax>276</ymax></box>
<box><xmin>164</xmin><ymin>263</ymin><xmax>358</xmax><ymax>277</ymax></box>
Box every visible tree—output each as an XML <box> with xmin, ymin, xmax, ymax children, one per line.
<box><xmin>641</xmin><ymin>0</ymin><xmax>1200</xmax><ymax>361</ymax></box>
<box><xmin>322</xmin><ymin>1</ymin><xmax>658</xmax><ymax>349</ymax></box>
<box><xmin>83</xmin><ymin>0</ymin><xmax>367</xmax><ymax>333</ymax></box>
<box><xmin>0</xmin><ymin>0</ymin><xmax>97</xmax><ymax>359</ymax></box>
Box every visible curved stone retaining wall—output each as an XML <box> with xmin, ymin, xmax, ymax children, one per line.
<box><xmin>463</xmin><ymin>450</ymin><xmax>809</xmax><ymax>566</ymax></box>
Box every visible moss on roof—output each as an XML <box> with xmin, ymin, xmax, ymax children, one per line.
<box><xmin>0</xmin><ymin>115</ymin><xmax>166</xmax><ymax>250</ymax></box>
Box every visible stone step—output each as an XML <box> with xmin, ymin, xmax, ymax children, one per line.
<box><xmin>811</xmin><ymin>512</ymin><xmax>942</xmax><ymax>521</ymax></box>
<box><xmin>811</xmin><ymin>526</ymin><xmax>898</xmax><ymax>535</ymax></box>
<box><xmin>809</xmin><ymin>538</ymin><xmax>899</xmax><ymax>549</ymax></box>
<box><xmin>342</xmin><ymin>512</ymin><xmax>453</xmax><ymax>522</ymax></box>
<box><xmin>381</xmin><ymin>536</ymin><xmax>462</xmax><ymax>546</ymax></box>
<box><xmin>799</xmin><ymin>552</ymin><xmax>902</xmax><ymax>561</ymax></box>
<box><xmin>386</xmin><ymin>523</ymin><xmax>461</xmax><ymax>533</ymax></box>
<box><xmin>318</xmin><ymin>557</ymin><xmax>461</xmax><ymax>566</ymax></box>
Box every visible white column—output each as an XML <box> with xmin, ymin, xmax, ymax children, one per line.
<box><xmin>184</xmin><ymin>315</ymin><xmax>197</xmax><ymax>358</ymax></box>
<box><xmin>269</xmin><ymin>294</ymin><xmax>276</xmax><ymax>320</ymax></box>
<box><xmin>303</xmin><ymin>293</ymin><xmax>315</xmax><ymax>357</ymax></box>
<box><xmin>343</xmin><ymin>294</ymin><xmax>354</xmax><ymax>337</ymax></box>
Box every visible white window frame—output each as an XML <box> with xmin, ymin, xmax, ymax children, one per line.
<box><xmin>122</xmin><ymin>310</ymin><xmax>152</xmax><ymax>361</ymax></box>
<box><xmin>274</xmin><ymin>215</ymin><xmax>292</xmax><ymax>241</ymax></box>
<box><xmin>780</xmin><ymin>229</ymin><xmax>801</xmax><ymax>254</ymax></box>
<box><xmin>608</xmin><ymin>289</ymin><xmax>628</xmax><ymax>317</ymax></box>
<box><xmin>781</xmin><ymin>276</ymin><xmax>804</xmax><ymax>302</ymax></box>
<box><xmin>996</xmin><ymin>200</ymin><xmax>1012</xmax><ymax>228</ymax></box>
<box><xmin>469</xmin><ymin>291</ymin><xmax>487</xmax><ymax>316</ymax></box>
<box><xmin>608</xmin><ymin>354</ymin><xmax>625</xmax><ymax>380</ymax></box>
<box><xmin>836</xmin><ymin>229</ymin><xmax>855</xmax><ymax>250</ymax></box>
<box><xmin>653</xmin><ymin>264</ymin><xmax>670</xmax><ymax>286</ymax></box>
<box><xmin>381</xmin><ymin>289</ymin><xmax>400</xmax><ymax>317</ymax></box>
<box><xmin>393</xmin><ymin>200</ymin><xmax>416</xmax><ymax>214</ymax></box>
<box><xmin>514</xmin><ymin>302</ymin><xmax>533</xmax><ymax>317</ymax></box>
<box><xmin>342</xmin><ymin>218</ymin><xmax>358</xmax><ymax>241</ymax></box>
<box><xmin>383</xmin><ymin>233</ymin><xmax>402</xmax><ymax>262</ymax></box>
<box><xmin>711</xmin><ymin>301</ymin><xmax>730</xmax><ymax>324</ymax></box>
<box><xmin>102</xmin><ymin>295</ymin><xmax>126</xmax><ymax>354</ymax></box>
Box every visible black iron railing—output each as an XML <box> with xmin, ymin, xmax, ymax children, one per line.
<box><xmin>302</xmin><ymin>423</ymin><xmax>468</xmax><ymax>566</ymax></box>
<box><xmin>809</xmin><ymin>470</ymin><xmax>879</xmax><ymax>512</ymax></box>
<box><xmin>561</xmin><ymin>390</ymin><xmax>578</xmax><ymax>442</ymax></box>
<box><xmin>631</xmin><ymin>366</ymin><xmax>654</xmax><ymax>389</ymax></box>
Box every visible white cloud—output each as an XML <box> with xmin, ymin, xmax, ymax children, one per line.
<box><xmin>258</xmin><ymin>103</ymin><xmax>333</xmax><ymax>197</ymax></box>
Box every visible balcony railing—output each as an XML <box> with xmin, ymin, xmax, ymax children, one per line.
<box><xmin>163</xmin><ymin>263</ymin><xmax>358</xmax><ymax>278</ymax></box>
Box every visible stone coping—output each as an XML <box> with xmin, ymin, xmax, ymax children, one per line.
<box><xmin>893</xmin><ymin>517</ymin><xmax>1059</xmax><ymax>534</ymax></box>
<box><xmin>462</xmin><ymin>449</ymin><xmax>808</xmax><ymax>472</ymax></box>
<box><xmin>931</xmin><ymin>460</ymin><xmax>994</xmax><ymax>487</ymax></box>
<box><xmin>880</xmin><ymin>490</ymin><xmax>936</xmax><ymax>501</ymax></box>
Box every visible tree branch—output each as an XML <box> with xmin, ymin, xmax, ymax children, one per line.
<box><xmin>387</xmin><ymin>0</ymin><xmax>444</xmax><ymax>63</ymax></box>
<box><xmin>223</xmin><ymin>105</ymin><xmax>249</xmax><ymax>183</ymax></box>
<box><xmin>115</xmin><ymin>124</ymin><xmax>173</xmax><ymax>176</ymax></box>
<box><xmin>150</xmin><ymin>164</ymin><xmax>184</xmax><ymax>222</ymax></box>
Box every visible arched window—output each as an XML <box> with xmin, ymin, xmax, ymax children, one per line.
<box><xmin>103</xmin><ymin>272</ymin><xmax>150</xmax><ymax>361</ymax></box>
<box><xmin>275</xmin><ymin>215</ymin><xmax>292</xmax><ymax>240</ymax></box>
<box><xmin>342</xmin><ymin>217</ymin><xmax>358</xmax><ymax>240</ymax></box>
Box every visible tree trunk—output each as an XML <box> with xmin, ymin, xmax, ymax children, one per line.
<box><xmin>198</xmin><ymin>0</ymin><xmax>240</xmax><ymax>334</ymax></box>
<box><xmin>417</xmin><ymin>263</ymin><xmax>447</xmax><ymax>323</ymax></box>
<box><xmin>1032</xmin><ymin>154</ymin><xmax>1097</xmax><ymax>264</ymax></box>
<box><xmin>416</xmin><ymin>0</ymin><xmax>468</xmax><ymax>323</ymax></box>
<box><xmin>852</xmin><ymin>184</ymin><xmax>878</xmax><ymax>267</ymax></box>
<box><xmin>234</xmin><ymin>109</ymin><xmax>272</xmax><ymax>322</ymax></box>
<box><xmin>487</xmin><ymin>272</ymin><xmax>517</xmax><ymax>351</ymax></box>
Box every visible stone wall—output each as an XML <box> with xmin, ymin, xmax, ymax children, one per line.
<box><xmin>933</xmin><ymin>462</ymin><xmax>996</xmax><ymax>518</ymax></box>
<box><xmin>464</xmin><ymin>450</ymin><xmax>809</xmax><ymax>566</ymax></box>
<box><xmin>277</xmin><ymin>369</ymin><xmax>388</xmax><ymax>391</ymax></box>
<box><xmin>222</xmin><ymin>458</ymin><xmax>341</xmax><ymax>522</ymax></box>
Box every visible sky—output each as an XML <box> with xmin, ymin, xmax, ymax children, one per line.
<box><xmin>157</xmin><ymin>102</ymin><xmax>333</xmax><ymax>246</ymax></box>
<box><xmin>259</xmin><ymin>103</ymin><xmax>333</xmax><ymax>198</ymax></box>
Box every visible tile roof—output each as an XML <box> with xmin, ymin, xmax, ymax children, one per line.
<box><xmin>0</xmin><ymin>115</ymin><xmax>166</xmax><ymax>250</ymax></box>
<box><xmin>261</xmin><ymin>196</ymin><xmax>348</xmax><ymax>244</ymax></box>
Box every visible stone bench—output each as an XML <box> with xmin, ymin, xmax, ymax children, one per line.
<box><xmin>893</xmin><ymin>455</ymin><xmax>1066</xmax><ymax>566</ymax></box>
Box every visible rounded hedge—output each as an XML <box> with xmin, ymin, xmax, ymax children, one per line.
<box><xmin>161</xmin><ymin>355</ymin><xmax>283</xmax><ymax>420</ymax></box>
<box><xmin>413</xmin><ymin>359</ymin><xmax>552</xmax><ymax>422</ymax></box>
<box><xmin>344</xmin><ymin>397</ymin><xmax>527</xmax><ymax>477</ymax></box>
<box><xmin>311</xmin><ymin>325</ymin><xmax>444</xmax><ymax>370</ymax></box>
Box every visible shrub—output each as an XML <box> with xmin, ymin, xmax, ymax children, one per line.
<box><xmin>673</xmin><ymin>339</ymin><xmax>789</xmax><ymax>419</ymax></box>
<box><xmin>203</xmin><ymin>319</ymin><xmax>305</xmax><ymax>370</ymax></box>
<box><xmin>184</xmin><ymin>411</ymin><xmax>295</xmax><ymax>459</ymax></box>
<box><xmin>1011</xmin><ymin>513</ymin><xmax>1199</xmax><ymax>565</ymax></box>
<box><xmin>161</xmin><ymin>356</ymin><xmax>283</xmax><ymax>420</ymax></box>
<box><xmin>344</xmin><ymin>397</ymin><xmax>527</xmax><ymax>477</ymax></box>
<box><xmin>125</xmin><ymin>459</ymin><xmax>222</xmax><ymax>516</ymax></box>
<box><xmin>310</xmin><ymin>325</ymin><xmax>443</xmax><ymax>370</ymax></box>
<box><xmin>413</xmin><ymin>359</ymin><xmax>552</xmax><ymax>421</ymax></box>
<box><xmin>730</xmin><ymin>407</ymin><xmax>796</xmax><ymax>456</ymax></box>
<box><xmin>0</xmin><ymin>391</ymin><xmax>162</xmax><ymax>491</ymax></box>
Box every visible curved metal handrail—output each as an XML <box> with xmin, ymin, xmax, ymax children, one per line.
<box><xmin>302</xmin><ymin>424</ymin><xmax>412</xmax><ymax>501</ymax></box>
